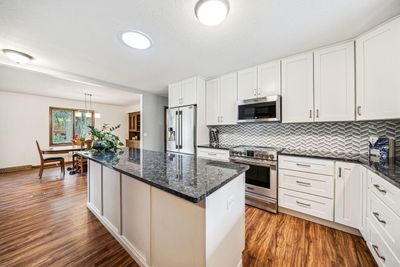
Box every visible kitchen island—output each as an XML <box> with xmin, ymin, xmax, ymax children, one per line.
<box><xmin>78</xmin><ymin>148</ymin><xmax>248</xmax><ymax>267</ymax></box>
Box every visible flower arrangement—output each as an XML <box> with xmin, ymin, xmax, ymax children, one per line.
<box><xmin>88</xmin><ymin>124</ymin><xmax>123</xmax><ymax>151</ymax></box>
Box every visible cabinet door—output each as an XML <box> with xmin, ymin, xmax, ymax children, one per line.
<box><xmin>356</xmin><ymin>17</ymin><xmax>400</xmax><ymax>120</ymax></box>
<box><xmin>334</xmin><ymin>162</ymin><xmax>362</xmax><ymax>229</ymax></box>
<box><xmin>181</xmin><ymin>77</ymin><xmax>197</xmax><ymax>106</ymax></box>
<box><xmin>168</xmin><ymin>82</ymin><xmax>182</xmax><ymax>108</ymax></box>
<box><xmin>359</xmin><ymin>166</ymin><xmax>368</xmax><ymax>240</ymax></box>
<box><xmin>102</xmin><ymin>167</ymin><xmax>121</xmax><ymax>234</ymax></box>
<box><xmin>257</xmin><ymin>61</ymin><xmax>281</xmax><ymax>97</ymax></box>
<box><xmin>219</xmin><ymin>72</ymin><xmax>238</xmax><ymax>124</ymax></box>
<box><xmin>281</xmin><ymin>52</ymin><xmax>314</xmax><ymax>123</ymax></box>
<box><xmin>237</xmin><ymin>67</ymin><xmax>257</xmax><ymax>100</ymax></box>
<box><xmin>314</xmin><ymin>42</ymin><xmax>355</xmax><ymax>122</ymax></box>
<box><xmin>206</xmin><ymin>78</ymin><xmax>220</xmax><ymax>125</ymax></box>
<box><xmin>89</xmin><ymin>160</ymin><xmax>102</xmax><ymax>216</ymax></box>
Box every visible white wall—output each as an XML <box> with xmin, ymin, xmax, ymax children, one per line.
<box><xmin>141</xmin><ymin>93</ymin><xmax>168</xmax><ymax>152</ymax></box>
<box><xmin>0</xmin><ymin>91</ymin><xmax>134</xmax><ymax>168</ymax></box>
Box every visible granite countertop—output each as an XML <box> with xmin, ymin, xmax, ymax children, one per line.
<box><xmin>78</xmin><ymin>148</ymin><xmax>249</xmax><ymax>203</ymax></box>
<box><xmin>197</xmin><ymin>144</ymin><xmax>235</xmax><ymax>150</ymax></box>
<box><xmin>280</xmin><ymin>148</ymin><xmax>400</xmax><ymax>189</ymax></box>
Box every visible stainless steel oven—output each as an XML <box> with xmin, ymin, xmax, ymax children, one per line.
<box><xmin>230</xmin><ymin>146</ymin><xmax>278</xmax><ymax>213</ymax></box>
<box><xmin>237</xmin><ymin>95</ymin><xmax>281</xmax><ymax>123</ymax></box>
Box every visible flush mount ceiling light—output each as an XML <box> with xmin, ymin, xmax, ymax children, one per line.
<box><xmin>121</xmin><ymin>31</ymin><xmax>152</xmax><ymax>50</ymax></box>
<box><xmin>2</xmin><ymin>49</ymin><xmax>33</xmax><ymax>64</ymax></box>
<box><xmin>195</xmin><ymin>0</ymin><xmax>229</xmax><ymax>26</ymax></box>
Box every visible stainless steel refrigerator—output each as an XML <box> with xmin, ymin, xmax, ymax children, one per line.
<box><xmin>166</xmin><ymin>105</ymin><xmax>196</xmax><ymax>155</ymax></box>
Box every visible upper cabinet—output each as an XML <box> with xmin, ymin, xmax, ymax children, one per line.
<box><xmin>168</xmin><ymin>77</ymin><xmax>199</xmax><ymax>108</ymax></box>
<box><xmin>314</xmin><ymin>41</ymin><xmax>355</xmax><ymax>122</ymax></box>
<box><xmin>356</xmin><ymin>16</ymin><xmax>400</xmax><ymax>121</ymax></box>
<box><xmin>281</xmin><ymin>52</ymin><xmax>314</xmax><ymax>123</ymax></box>
<box><xmin>238</xmin><ymin>61</ymin><xmax>281</xmax><ymax>100</ymax></box>
<box><xmin>206</xmin><ymin>72</ymin><xmax>238</xmax><ymax>125</ymax></box>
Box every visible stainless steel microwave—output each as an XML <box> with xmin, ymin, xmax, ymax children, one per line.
<box><xmin>237</xmin><ymin>95</ymin><xmax>281</xmax><ymax>123</ymax></box>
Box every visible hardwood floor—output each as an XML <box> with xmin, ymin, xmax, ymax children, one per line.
<box><xmin>0</xmin><ymin>167</ymin><xmax>376</xmax><ymax>267</ymax></box>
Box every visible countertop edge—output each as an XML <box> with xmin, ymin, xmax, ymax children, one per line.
<box><xmin>79</xmin><ymin>152</ymin><xmax>248</xmax><ymax>203</ymax></box>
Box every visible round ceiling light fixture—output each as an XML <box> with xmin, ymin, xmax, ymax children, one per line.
<box><xmin>195</xmin><ymin>0</ymin><xmax>230</xmax><ymax>26</ymax></box>
<box><xmin>2</xmin><ymin>49</ymin><xmax>34</xmax><ymax>64</ymax></box>
<box><xmin>121</xmin><ymin>31</ymin><xmax>152</xmax><ymax>50</ymax></box>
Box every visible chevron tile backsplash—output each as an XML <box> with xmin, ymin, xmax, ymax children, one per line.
<box><xmin>214</xmin><ymin>120</ymin><xmax>400</xmax><ymax>156</ymax></box>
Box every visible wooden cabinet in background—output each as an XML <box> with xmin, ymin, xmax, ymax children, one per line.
<box><xmin>127</xmin><ymin>112</ymin><xmax>140</xmax><ymax>149</ymax></box>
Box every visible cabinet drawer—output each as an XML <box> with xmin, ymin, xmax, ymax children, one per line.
<box><xmin>368</xmin><ymin>189</ymin><xmax>400</xmax><ymax>259</ymax></box>
<box><xmin>278</xmin><ymin>188</ymin><xmax>334</xmax><ymax>221</ymax></box>
<box><xmin>368</xmin><ymin>171</ymin><xmax>400</xmax><ymax>217</ymax></box>
<box><xmin>197</xmin><ymin>148</ymin><xmax>230</xmax><ymax>162</ymax></box>
<box><xmin>279</xmin><ymin>169</ymin><xmax>334</xmax><ymax>198</ymax></box>
<box><xmin>279</xmin><ymin>156</ymin><xmax>334</xmax><ymax>175</ymax></box>
<box><xmin>367</xmin><ymin>219</ymin><xmax>400</xmax><ymax>267</ymax></box>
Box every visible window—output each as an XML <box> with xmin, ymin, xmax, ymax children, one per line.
<box><xmin>49</xmin><ymin>107</ymin><xmax>94</xmax><ymax>146</ymax></box>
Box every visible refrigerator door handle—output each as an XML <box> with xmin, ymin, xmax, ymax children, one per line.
<box><xmin>179</xmin><ymin>111</ymin><xmax>183</xmax><ymax>149</ymax></box>
<box><xmin>175</xmin><ymin>111</ymin><xmax>179</xmax><ymax>150</ymax></box>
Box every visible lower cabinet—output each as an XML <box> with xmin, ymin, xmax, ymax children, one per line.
<box><xmin>102</xmin><ymin>167</ymin><xmax>121</xmax><ymax>234</ymax></box>
<box><xmin>334</xmin><ymin>162</ymin><xmax>362</xmax><ymax>229</ymax></box>
<box><xmin>88</xmin><ymin>160</ymin><xmax>102</xmax><ymax>216</ymax></box>
<box><xmin>197</xmin><ymin>148</ymin><xmax>230</xmax><ymax>162</ymax></box>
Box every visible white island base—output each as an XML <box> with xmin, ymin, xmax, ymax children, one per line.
<box><xmin>87</xmin><ymin>160</ymin><xmax>245</xmax><ymax>267</ymax></box>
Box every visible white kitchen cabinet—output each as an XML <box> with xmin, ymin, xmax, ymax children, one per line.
<box><xmin>206</xmin><ymin>72</ymin><xmax>237</xmax><ymax>125</ymax></box>
<box><xmin>102</xmin><ymin>167</ymin><xmax>121</xmax><ymax>234</ymax></box>
<box><xmin>356</xmin><ymin>16</ymin><xmax>400</xmax><ymax>121</ymax></box>
<box><xmin>206</xmin><ymin>78</ymin><xmax>219</xmax><ymax>125</ymax></box>
<box><xmin>168</xmin><ymin>77</ymin><xmax>200</xmax><ymax>108</ymax></box>
<box><xmin>281</xmin><ymin>52</ymin><xmax>314</xmax><ymax>123</ymax></box>
<box><xmin>360</xmin><ymin>166</ymin><xmax>368</xmax><ymax>240</ymax></box>
<box><xmin>168</xmin><ymin>82</ymin><xmax>182</xmax><ymax>108</ymax></box>
<box><xmin>219</xmin><ymin>73</ymin><xmax>238</xmax><ymax>124</ymax></box>
<box><xmin>314</xmin><ymin>42</ymin><xmax>355</xmax><ymax>122</ymax></box>
<box><xmin>237</xmin><ymin>61</ymin><xmax>281</xmax><ymax>100</ymax></box>
<box><xmin>334</xmin><ymin>162</ymin><xmax>362</xmax><ymax>229</ymax></box>
<box><xmin>237</xmin><ymin>67</ymin><xmax>258</xmax><ymax>100</ymax></box>
<box><xmin>181</xmin><ymin>77</ymin><xmax>197</xmax><ymax>106</ymax></box>
<box><xmin>197</xmin><ymin>147</ymin><xmax>230</xmax><ymax>162</ymax></box>
<box><xmin>89</xmin><ymin>160</ymin><xmax>102</xmax><ymax>216</ymax></box>
<box><xmin>257</xmin><ymin>60</ymin><xmax>281</xmax><ymax>97</ymax></box>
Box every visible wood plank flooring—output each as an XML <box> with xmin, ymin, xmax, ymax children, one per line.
<box><xmin>0</xmin><ymin>167</ymin><xmax>376</xmax><ymax>267</ymax></box>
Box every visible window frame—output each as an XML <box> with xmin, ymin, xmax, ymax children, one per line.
<box><xmin>49</xmin><ymin>107</ymin><xmax>95</xmax><ymax>146</ymax></box>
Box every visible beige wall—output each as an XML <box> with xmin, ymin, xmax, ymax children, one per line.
<box><xmin>0</xmin><ymin>91</ymin><xmax>135</xmax><ymax>168</ymax></box>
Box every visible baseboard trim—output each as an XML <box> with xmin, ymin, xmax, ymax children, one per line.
<box><xmin>279</xmin><ymin>207</ymin><xmax>361</xmax><ymax>236</ymax></box>
<box><xmin>0</xmin><ymin>165</ymin><xmax>32</xmax><ymax>174</ymax></box>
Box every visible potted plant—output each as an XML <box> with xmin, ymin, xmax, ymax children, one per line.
<box><xmin>88</xmin><ymin>124</ymin><xmax>124</xmax><ymax>151</ymax></box>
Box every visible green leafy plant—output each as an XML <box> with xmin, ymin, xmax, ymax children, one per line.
<box><xmin>88</xmin><ymin>124</ymin><xmax>124</xmax><ymax>151</ymax></box>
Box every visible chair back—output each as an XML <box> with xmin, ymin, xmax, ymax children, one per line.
<box><xmin>36</xmin><ymin>140</ymin><xmax>44</xmax><ymax>162</ymax></box>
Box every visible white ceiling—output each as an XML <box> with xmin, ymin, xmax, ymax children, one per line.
<box><xmin>0</xmin><ymin>64</ymin><xmax>141</xmax><ymax>106</ymax></box>
<box><xmin>0</xmin><ymin>0</ymin><xmax>399</xmax><ymax>96</ymax></box>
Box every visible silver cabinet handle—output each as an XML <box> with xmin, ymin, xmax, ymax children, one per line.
<box><xmin>208</xmin><ymin>153</ymin><xmax>217</xmax><ymax>156</ymax></box>
<box><xmin>357</xmin><ymin>106</ymin><xmax>362</xmax><ymax>116</ymax></box>
<box><xmin>296</xmin><ymin>201</ymin><xmax>311</xmax><ymax>208</ymax></box>
<box><xmin>296</xmin><ymin>163</ymin><xmax>311</xmax><ymax>167</ymax></box>
<box><xmin>338</xmin><ymin>167</ymin><xmax>342</xmax><ymax>178</ymax></box>
<box><xmin>373</xmin><ymin>184</ymin><xmax>387</xmax><ymax>194</ymax></box>
<box><xmin>373</xmin><ymin>212</ymin><xmax>387</xmax><ymax>225</ymax></box>
<box><xmin>253</xmin><ymin>88</ymin><xmax>257</xmax><ymax>96</ymax></box>
<box><xmin>296</xmin><ymin>181</ymin><xmax>311</xmax><ymax>186</ymax></box>
<box><xmin>316</xmin><ymin>109</ymin><xmax>319</xmax><ymax>118</ymax></box>
<box><xmin>309</xmin><ymin>110</ymin><xmax>312</xmax><ymax>118</ymax></box>
<box><xmin>372</xmin><ymin>245</ymin><xmax>386</xmax><ymax>262</ymax></box>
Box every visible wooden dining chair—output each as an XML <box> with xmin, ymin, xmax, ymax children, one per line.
<box><xmin>36</xmin><ymin>141</ymin><xmax>65</xmax><ymax>178</ymax></box>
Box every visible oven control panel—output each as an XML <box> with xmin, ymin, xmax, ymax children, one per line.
<box><xmin>229</xmin><ymin>146</ymin><xmax>277</xmax><ymax>161</ymax></box>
